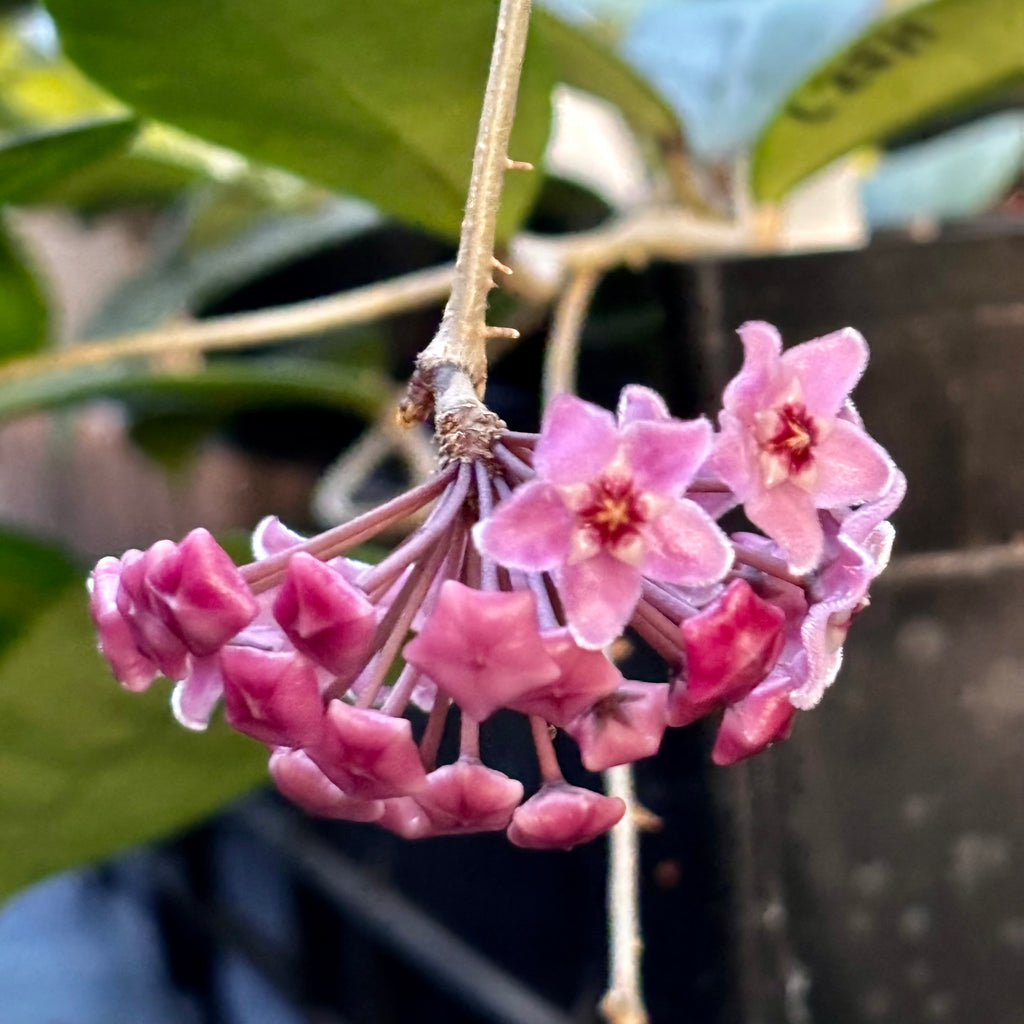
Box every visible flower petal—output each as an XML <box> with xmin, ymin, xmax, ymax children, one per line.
<box><xmin>641</xmin><ymin>499</ymin><xmax>733</xmax><ymax>587</ymax></box>
<box><xmin>840</xmin><ymin>469</ymin><xmax>906</xmax><ymax>550</ymax></box>
<box><xmin>558</xmin><ymin>552</ymin><xmax>642</xmax><ymax>650</ymax></box>
<box><xmin>677</xmin><ymin>579</ymin><xmax>785</xmax><ymax>711</ymax></box>
<box><xmin>781</xmin><ymin>327</ymin><xmax>868</xmax><ymax>417</ymax></box>
<box><xmin>221</xmin><ymin>647</ymin><xmax>325</xmax><ymax>747</ymax></box>
<box><xmin>722</xmin><ymin>321</ymin><xmax>783</xmax><ymax>420</ymax></box>
<box><xmin>473</xmin><ymin>481</ymin><xmax>573</xmax><ymax>572</ymax></box>
<box><xmin>706</xmin><ymin>412</ymin><xmax>757</xmax><ymax>500</ymax></box>
<box><xmin>171</xmin><ymin>655</ymin><xmax>224</xmax><ymax>731</ymax></box>
<box><xmin>622</xmin><ymin>417</ymin><xmax>711</xmax><ymax>495</ymax></box>
<box><xmin>744</xmin><ymin>484</ymin><xmax>823</xmax><ymax>574</ymax></box>
<box><xmin>617</xmin><ymin>384</ymin><xmax>670</xmax><ymax>425</ymax></box>
<box><xmin>534</xmin><ymin>393</ymin><xmax>618</xmax><ymax>484</ymax></box>
<box><xmin>813</xmin><ymin>419</ymin><xmax>895</xmax><ymax>506</ymax></box>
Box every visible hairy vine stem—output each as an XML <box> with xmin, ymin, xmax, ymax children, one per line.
<box><xmin>398</xmin><ymin>0</ymin><xmax>534</xmax><ymax>450</ymax></box>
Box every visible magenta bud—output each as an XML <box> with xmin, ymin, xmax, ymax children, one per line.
<box><xmin>403</xmin><ymin>582</ymin><xmax>559</xmax><ymax>722</ymax></box>
<box><xmin>272</xmin><ymin>552</ymin><xmax>377</xmax><ymax>681</ymax></box>
<box><xmin>221</xmin><ymin>647</ymin><xmax>325</xmax><ymax>747</ymax></box>
<box><xmin>672</xmin><ymin>579</ymin><xmax>785</xmax><ymax>726</ymax></box>
<box><xmin>89</xmin><ymin>557</ymin><xmax>158</xmax><ymax>691</ymax></box>
<box><xmin>568</xmin><ymin>681</ymin><xmax>669</xmax><ymax>773</ymax></box>
<box><xmin>711</xmin><ymin>675</ymin><xmax>797</xmax><ymax>765</ymax></box>
<box><xmin>269</xmin><ymin>747</ymin><xmax>384</xmax><ymax>821</ymax></box>
<box><xmin>308</xmin><ymin>700</ymin><xmax>429</xmax><ymax>800</ymax></box>
<box><xmin>116</xmin><ymin>547</ymin><xmax>191</xmax><ymax>680</ymax></box>
<box><xmin>505</xmin><ymin>628</ymin><xmax>623</xmax><ymax>727</ymax></box>
<box><xmin>507</xmin><ymin>782</ymin><xmax>625</xmax><ymax>850</ymax></box>
<box><xmin>416</xmin><ymin>758</ymin><xmax>524</xmax><ymax>834</ymax></box>
<box><xmin>147</xmin><ymin>528</ymin><xmax>258</xmax><ymax>657</ymax></box>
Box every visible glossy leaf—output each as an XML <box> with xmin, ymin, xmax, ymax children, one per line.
<box><xmin>44</xmin><ymin>0</ymin><xmax>556</xmax><ymax>240</ymax></box>
<box><xmin>0</xmin><ymin>588</ymin><xmax>265</xmax><ymax>904</ymax></box>
<box><xmin>0</xmin><ymin>225</ymin><xmax>48</xmax><ymax>361</ymax></box>
<box><xmin>0</xmin><ymin>117</ymin><xmax>137</xmax><ymax>205</ymax></box>
<box><xmin>753</xmin><ymin>0</ymin><xmax>1024</xmax><ymax>200</ymax></box>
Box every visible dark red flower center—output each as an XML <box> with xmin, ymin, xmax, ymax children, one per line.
<box><xmin>762</xmin><ymin>402</ymin><xmax>818</xmax><ymax>474</ymax></box>
<box><xmin>578</xmin><ymin>477</ymin><xmax>647</xmax><ymax>546</ymax></box>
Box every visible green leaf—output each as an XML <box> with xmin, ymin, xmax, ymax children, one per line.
<box><xmin>0</xmin><ymin>117</ymin><xmax>137</xmax><ymax>205</ymax></box>
<box><xmin>0</xmin><ymin>530</ymin><xmax>78</xmax><ymax>655</ymax></box>
<box><xmin>44</xmin><ymin>0</ymin><xmax>556</xmax><ymax>239</ymax></box>
<box><xmin>0</xmin><ymin>356</ymin><xmax>392</xmax><ymax>424</ymax></box>
<box><xmin>533</xmin><ymin>9</ymin><xmax>679</xmax><ymax>143</ymax></box>
<box><xmin>0</xmin><ymin>224</ymin><xmax>48</xmax><ymax>360</ymax></box>
<box><xmin>0</xmin><ymin>587</ymin><xmax>265</xmax><ymax>903</ymax></box>
<box><xmin>29</xmin><ymin>151</ymin><xmax>198</xmax><ymax>212</ymax></box>
<box><xmin>752</xmin><ymin>0</ymin><xmax>1024</xmax><ymax>201</ymax></box>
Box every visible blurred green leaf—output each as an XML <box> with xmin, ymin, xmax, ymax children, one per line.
<box><xmin>0</xmin><ymin>529</ymin><xmax>77</xmax><ymax>654</ymax></box>
<box><xmin>0</xmin><ymin>356</ymin><xmax>392</xmax><ymax>423</ymax></box>
<box><xmin>30</xmin><ymin>150</ymin><xmax>198</xmax><ymax>211</ymax></box>
<box><xmin>88</xmin><ymin>199</ymin><xmax>380</xmax><ymax>339</ymax></box>
<box><xmin>752</xmin><ymin>0</ymin><xmax>1024</xmax><ymax>200</ymax></box>
<box><xmin>0</xmin><ymin>223</ymin><xmax>48</xmax><ymax>360</ymax></box>
<box><xmin>44</xmin><ymin>0</ymin><xmax>557</xmax><ymax>239</ymax></box>
<box><xmin>533</xmin><ymin>8</ymin><xmax>679</xmax><ymax>142</ymax></box>
<box><xmin>0</xmin><ymin>587</ymin><xmax>265</xmax><ymax>904</ymax></box>
<box><xmin>0</xmin><ymin>117</ymin><xmax>137</xmax><ymax>204</ymax></box>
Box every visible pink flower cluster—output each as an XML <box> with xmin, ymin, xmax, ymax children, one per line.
<box><xmin>89</xmin><ymin>322</ymin><xmax>903</xmax><ymax>848</ymax></box>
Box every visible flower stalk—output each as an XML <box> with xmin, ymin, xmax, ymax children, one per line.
<box><xmin>400</xmin><ymin>0</ymin><xmax>533</xmax><ymax>438</ymax></box>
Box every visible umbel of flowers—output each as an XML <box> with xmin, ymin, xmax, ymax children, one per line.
<box><xmin>89</xmin><ymin>322</ymin><xmax>904</xmax><ymax>849</ymax></box>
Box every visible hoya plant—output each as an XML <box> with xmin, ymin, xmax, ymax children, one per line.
<box><xmin>0</xmin><ymin>0</ymin><xmax>1019</xmax><ymax>1019</ymax></box>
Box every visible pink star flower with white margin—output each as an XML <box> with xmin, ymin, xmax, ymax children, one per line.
<box><xmin>708</xmin><ymin>322</ymin><xmax>895</xmax><ymax>574</ymax></box>
<box><xmin>475</xmin><ymin>388</ymin><xmax>733</xmax><ymax>649</ymax></box>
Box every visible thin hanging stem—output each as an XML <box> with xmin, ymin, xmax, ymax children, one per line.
<box><xmin>600</xmin><ymin>765</ymin><xmax>650</xmax><ymax>1024</ymax></box>
<box><xmin>542</xmin><ymin>267</ymin><xmax>601</xmax><ymax>406</ymax></box>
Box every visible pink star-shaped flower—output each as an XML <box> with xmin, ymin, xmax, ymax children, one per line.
<box><xmin>712</xmin><ymin>670</ymin><xmax>798</xmax><ymax>766</ymax></box>
<box><xmin>308</xmin><ymin>700</ymin><xmax>429</xmax><ymax>799</ymax></box>
<box><xmin>88</xmin><ymin>556</ymin><xmax>158</xmax><ymax>692</ymax></box>
<box><xmin>145</xmin><ymin>528</ymin><xmax>259</xmax><ymax>657</ymax></box>
<box><xmin>708</xmin><ymin>322</ymin><xmax>895</xmax><ymax>573</ymax></box>
<box><xmin>272</xmin><ymin>552</ymin><xmax>377</xmax><ymax>682</ymax></box>
<box><xmin>476</xmin><ymin>388</ymin><xmax>732</xmax><ymax>649</ymax></box>
<box><xmin>115</xmin><ymin>547</ymin><xmax>191</xmax><ymax>680</ymax></box>
<box><xmin>504</xmin><ymin>628</ymin><xmax>624</xmax><ymax>727</ymax></box>
<box><xmin>507</xmin><ymin>782</ymin><xmax>626</xmax><ymax>850</ymax></box>
<box><xmin>566</xmin><ymin>681</ymin><xmax>669</xmax><ymax>772</ymax></box>
<box><xmin>402</xmin><ymin>581</ymin><xmax>560</xmax><ymax>721</ymax></box>
<box><xmin>669</xmin><ymin>579</ymin><xmax>786</xmax><ymax>726</ymax></box>
<box><xmin>221</xmin><ymin>647</ymin><xmax>325</xmax><ymax>747</ymax></box>
<box><xmin>269</xmin><ymin>747</ymin><xmax>384</xmax><ymax>822</ymax></box>
<box><xmin>415</xmin><ymin>758</ymin><xmax>524</xmax><ymax>834</ymax></box>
